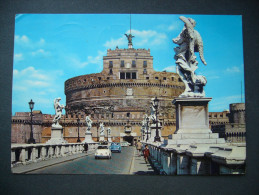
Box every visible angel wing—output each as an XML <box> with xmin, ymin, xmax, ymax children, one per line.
<box><xmin>179</xmin><ymin>16</ymin><xmax>195</xmax><ymax>39</ymax></box>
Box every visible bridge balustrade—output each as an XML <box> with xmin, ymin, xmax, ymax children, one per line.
<box><xmin>11</xmin><ymin>142</ymin><xmax>98</xmax><ymax>167</ymax></box>
<box><xmin>143</xmin><ymin>142</ymin><xmax>246</xmax><ymax>175</ymax></box>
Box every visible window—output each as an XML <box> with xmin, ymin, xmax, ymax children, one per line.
<box><xmin>143</xmin><ymin>68</ymin><xmax>147</xmax><ymax>74</ymax></box>
<box><xmin>126</xmin><ymin>72</ymin><xmax>131</xmax><ymax>79</ymax></box>
<box><xmin>143</xmin><ymin>61</ymin><xmax>147</xmax><ymax>68</ymax></box>
<box><xmin>146</xmin><ymin>77</ymin><xmax>149</xmax><ymax>80</ymax></box>
<box><xmin>98</xmin><ymin>77</ymin><xmax>101</xmax><ymax>80</ymax></box>
<box><xmin>178</xmin><ymin>78</ymin><xmax>182</xmax><ymax>82</ymax></box>
<box><xmin>121</xmin><ymin>60</ymin><xmax>124</xmax><ymax>67</ymax></box>
<box><xmin>120</xmin><ymin>72</ymin><xmax>125</xmax><ymax>79</ymax></box>
<box><xmin>171</xmin><ymin>77</ymin><xmax>174</xmax><ymax>81</ymax></box>
<box><xmin>132</xmin><ymin>60</ymin><xmax>136</xmax><ymax>68</ymax></box>
<box><xmin>120</xmin><ymin>72</ymin><xmax>137</xmax><ymax>79</ymax></box>
<box><xmin>155</xmin><ymin>77</ymin><xmax>159</xmax><ymax>80</ymax></box>
<box><xmin>163</xmin><ymin>77</ymin><xmax>166</xmax><ymax>80</ymax></box>
<box><xmin>107</xmin><ymin>77</ymin><xmax>110</xmax><ymax>80</ymax></box>
<box><xmin>109</xmin><ymin>61</ymin><xmax>113</xmax><ymax>68</ymax></box>
<box><xmin>132</xmin><ymin>72</ymin><xmax>136</xmax><ymax>79</ymax></box>
<box><xmin>109</xmin><ymin>69</ymin><xmax>113</xmax><ymax>75</ymax></box>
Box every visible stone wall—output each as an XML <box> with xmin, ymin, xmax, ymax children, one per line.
<box><xmin>11</xmin><ymin>110</ymin><xmax>230</xmax><ymax>144</ymax></box>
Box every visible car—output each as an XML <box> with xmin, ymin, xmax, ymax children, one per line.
<box><xmin>110</xmin><ymin>142</ymin><xmax>121</xmax><ymax>153</ymax></box>
<box><xmin>120</xmin><ymin>141</ymin><xmax>130</xmax><ymax>147</ymax></box>
<box><xmin>95</xmin><ymin>145</ymin><xmax>112</xmax><ymax>159</ymax></box>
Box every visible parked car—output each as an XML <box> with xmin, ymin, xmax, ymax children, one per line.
<box><xmin>95</xmin><ymin>145</ymin><xmax>111</xmax><ymax>159</ymax></box>
<box><xmin>120</xmin><ymin>141</ymin><xmax>130</xmax><ymax>147</ymax></box>
<box><xmin>110</xmin><ymin>142</ymin><xmax>121</xmax><ymax>153</ymax></box>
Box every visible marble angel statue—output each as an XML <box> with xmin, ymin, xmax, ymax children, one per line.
<box><xmin>173</xmin><ymin>16</ymin><xmax>207</xmax><ymax>97</ymax></box>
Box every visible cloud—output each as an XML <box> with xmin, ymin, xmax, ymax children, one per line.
<box><xmin>14</xmin><ymin>53</ymin><xmax>23</xmax><ymax>61</ymax></box>
<box><xmin>209</xmin><ymin>95</ymin><xmax>244</xmax><ymax>111</ymax></box>
<box><xmin>69</xmin><ymin>50</ymin><xmax>106</xmax><ymax>69</ymax></box>
<box><xmin>104</xmin><ymin>37</ymin><xmax>127</xmax><ymax>48</ymax></box>
<box><xmin>225</xmin><ymin>66</ymin><xmax>240</xmax><ymax>73</ymax></box>
<box><xmin>12</xmin><ymin>66</ymin><xmax>65</xmax><ymax>114</ymax></box>
<box><xmin>128</xmin><ymin>29</ymin><xmax>167</xmax><ymax>47</ymax></box>
<box><xmin>103</xmin><ymin>29</ymin><xmax>168</xmax><ymax>49</ymax></box>
<box><xmin>15</xmin><ymin>35</ymin><xmax>46</xmax><ymax>49</ymax></box>
<box><xmin>31</xmin><ymin>49</ymin><xmax>50</xmax><ymax>56</ymax></box>
<box><xmin>15</xmin><ymin>35</ymin><xmax>29</xmax><ymax>44</ymax></box>
<box><xmin>163</xmin><ymin>66</ymin><xmax>176</xmax><ymax>72</ymax></box>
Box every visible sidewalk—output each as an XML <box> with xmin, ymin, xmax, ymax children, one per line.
<box><xmin>12</xmin><ymin>151</ymin><xmax>95</xmax><ymax>174</ymax></box>
<box><xmin>130</xmin><ymin>149</ymin><xmax>156</xmax><ymax>175</ymax></box>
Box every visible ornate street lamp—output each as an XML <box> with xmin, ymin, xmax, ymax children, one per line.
<box><xmin>28</xmin><ymin>99</ymin><xmax>36</xmax><ymax>144</ymax></box>
<box><xmin>142</xmin><ymin>127</ymin><xmax>145</xmax><ymax>140</ymax></box>
<box><xmin>154</xmin><ymin>97</ymin><xmax>161</xmax><ymax>142</ymax></box>
<box><xmin>77</xmin><ymin>116</ymin><xmax>81</xmax><ymax>143</ymax></box>
<box><xmin>96</xmin><ymin>118</ymin><xmax>99</xmax><ymax>142</ymax></box>
<box><xmin>146</xmin><ymin>116</ymin><xmax>149</xmax><ymax>142</ymax></box>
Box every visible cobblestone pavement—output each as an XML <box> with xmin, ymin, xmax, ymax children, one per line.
<box><xmin>27</xmin><ymin>147</ymin><xmax>135</xmax><ymax>174</ymax></box>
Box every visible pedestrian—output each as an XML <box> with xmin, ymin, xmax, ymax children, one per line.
<box><xmin>143</xmin><ymin>145</ymin><xmax>150</xmax><ymax>163</ymax></box>
<box><xmin>136</xmin><ymin>140</ymin><xmax>142</xmax><ymax>157</ymax></box>
<box><xmin>84</xmin><ymin>143</ymin><xmax>88</xmax><ymax>153</ymax></box>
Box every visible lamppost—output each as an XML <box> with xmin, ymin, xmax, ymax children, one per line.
<box><xmin>28</xmin><ymin>99</ymin><xmax>36</xmax><ymax>144</ymax></box>
<box><xmin>146</xmin><ymin>116</ymin><xmax>149</xmax><ymax>142</ymax></box>
<box><xmin>77</xmin><ymin>115</ymin><xmax>81</xmax><ymax>143</ymax></box>
<box><xmin>142</xmin><ymin>127</ymin><xmax>145</xmax><ymax>140</ymax></box>
<box><xmin>153</xmin><ymin>97</ymin><xmax>161</xmax><ymax>142</ymax></box>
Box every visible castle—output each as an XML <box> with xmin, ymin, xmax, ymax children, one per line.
<box><xmin>11</xmin><ymin>35</ymin><xmax>246</xmax><ymax>145</ymax></box>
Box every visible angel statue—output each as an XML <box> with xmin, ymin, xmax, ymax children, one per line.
<box><xmin>100</xmin><ymin>122</ymin><xmax>105</xmax><ymax>136</ymax></box>
<box><xmin>173</xmin><ymin>16</ymin><xmax>207</xmax><ymax>97</ymax></box>
<box><xmin>52</xmin><ymin>97</ymin><xmax>65</xmax><ymax>127</ymax></box>
<box><xmin>125</xmin><ymin>33</ymin><xmax>134</xmax><ymax>45</ymax></box>
<box><xmin>149</xmin><ymin>98</ymin><xmax>157</xmax><ymax>124</ymax></box>
<box><xmin>85</xmin><ymin>116</ymin><xmax>92</xmax><ymax>131</ymax></box>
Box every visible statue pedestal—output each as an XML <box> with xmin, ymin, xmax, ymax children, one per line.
<box><xmin>99</xmin><ymin>135</ymin><xmax>105</xmax><ymax>142</ymax></box>
<box><xmin>82</xmin><ymin>131</ymin><xmax>95</xmax><ymax>143</ymax></box>
<box><xmin>108</xmin><ymin>136</ymin><xmax>112</xmax><ymax>142</ymax></box>
<box><xmin>46</xmin><ymin>126</ymin><xmax>67</xmax><ymax>144</ymax></box>
<box><xmin>167</xmin><ymin>97</ymin><xmax>225</xmax><ymax>145</ymax></box>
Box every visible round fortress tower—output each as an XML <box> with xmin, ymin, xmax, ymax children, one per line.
<box><xmin>64</xmin><ymin>35</ymin><xmax>185</xmax><ymax>142</ymax></box>
<box><xmin>229</xmin><ymin>103</ymin><xmax>245</xmax><ymax>124</ymax></box>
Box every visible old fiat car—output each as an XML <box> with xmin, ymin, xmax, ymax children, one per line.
<box><xmin>110</xmin><ymin>142</ymin><xmax>122</xmax><ymax>153</ymax></box>
<box><xmin>120</xmin><ymin>141</ymin><xmax>130</xmax><ymax>147</ymax></box>
<box><xmin>95</xmin><ymin>145</ymin><xmax>111</xmax><ymax>159</ymax></box>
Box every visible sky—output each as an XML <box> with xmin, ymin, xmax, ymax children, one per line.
<box><xmin>12</xmin><ymin>14</ymin><xmax>244</xmax><ymax>114</ymax></box>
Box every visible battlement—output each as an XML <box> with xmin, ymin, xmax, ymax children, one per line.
<box><xmin>106</xmin><ymin>48</ymin><xmax>151</xmax><ymax>57</ymax></box>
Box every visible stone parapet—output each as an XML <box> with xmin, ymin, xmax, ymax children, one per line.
<box><xmin>11</xmin><ymin>142</ymin><xmax>99</xmax><ymax>168</ymax></box>
<box><xmin>145</xmin><ymin>142</ymin><xmax>246</xmax><ymax>175</ymax></box>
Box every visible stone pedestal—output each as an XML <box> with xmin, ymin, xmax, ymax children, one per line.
<box><xmin>46</xmin><ymin>126</ymin><xmax>67</xmax><ymax>144</ymax></box>
<box><xmin>108</xmin><ymin>136</ymin><xmax>112</xmax><ymax>142</ymax></box>
<box><xmin>167</xmin><ymin>97</ymin><xmax>225</xmax><ymax>145</ymax></box>
<box><xmin>99</xmin><ymin>135</ymin><xmax>105</xmax><ymax>142</ymax></box>
<box><xmin>82</xmin><ymin>131</ymin><xmax>95</xmax><ymax>143</ymax></box>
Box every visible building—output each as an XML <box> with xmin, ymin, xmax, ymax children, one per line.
<box><xmin>11</xmin><ymin>34</ymin><xmax>243</xmax><ymax>144</ymax></box>
<box><xmin>63</xmin><ymin>35</ymin><xmax>185</xmax><ymax>144</ymax></box>
<box><xmin>211</xmin><ymin>103</ymin><xmax>246</xmax><ymax>143</ymax></box>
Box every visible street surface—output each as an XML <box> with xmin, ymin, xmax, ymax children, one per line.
<box><xmin>28</xmin><ymin>146</ymin><xmax>135</xmax><ymax>174</ymax></box>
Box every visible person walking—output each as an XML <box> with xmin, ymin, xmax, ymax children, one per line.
<box><xmin>136</xmin><ymin>140</ymin><xmax>142</xmax><ymax>157</ymax></box>
<box><xmin>143</xmin><ymin>145</ymin><xmax>150</xmax><ymax>163</ymax></box>
<box><xmin>84</xmin><ymin>143</ymin><xmax>88</xmax><ymax>153</ymax></box>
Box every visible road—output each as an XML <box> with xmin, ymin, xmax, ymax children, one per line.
<box><xmin>28</xmin><ymin>146</ymin><xmax>135</xmax><ymax>174</ymax></box>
